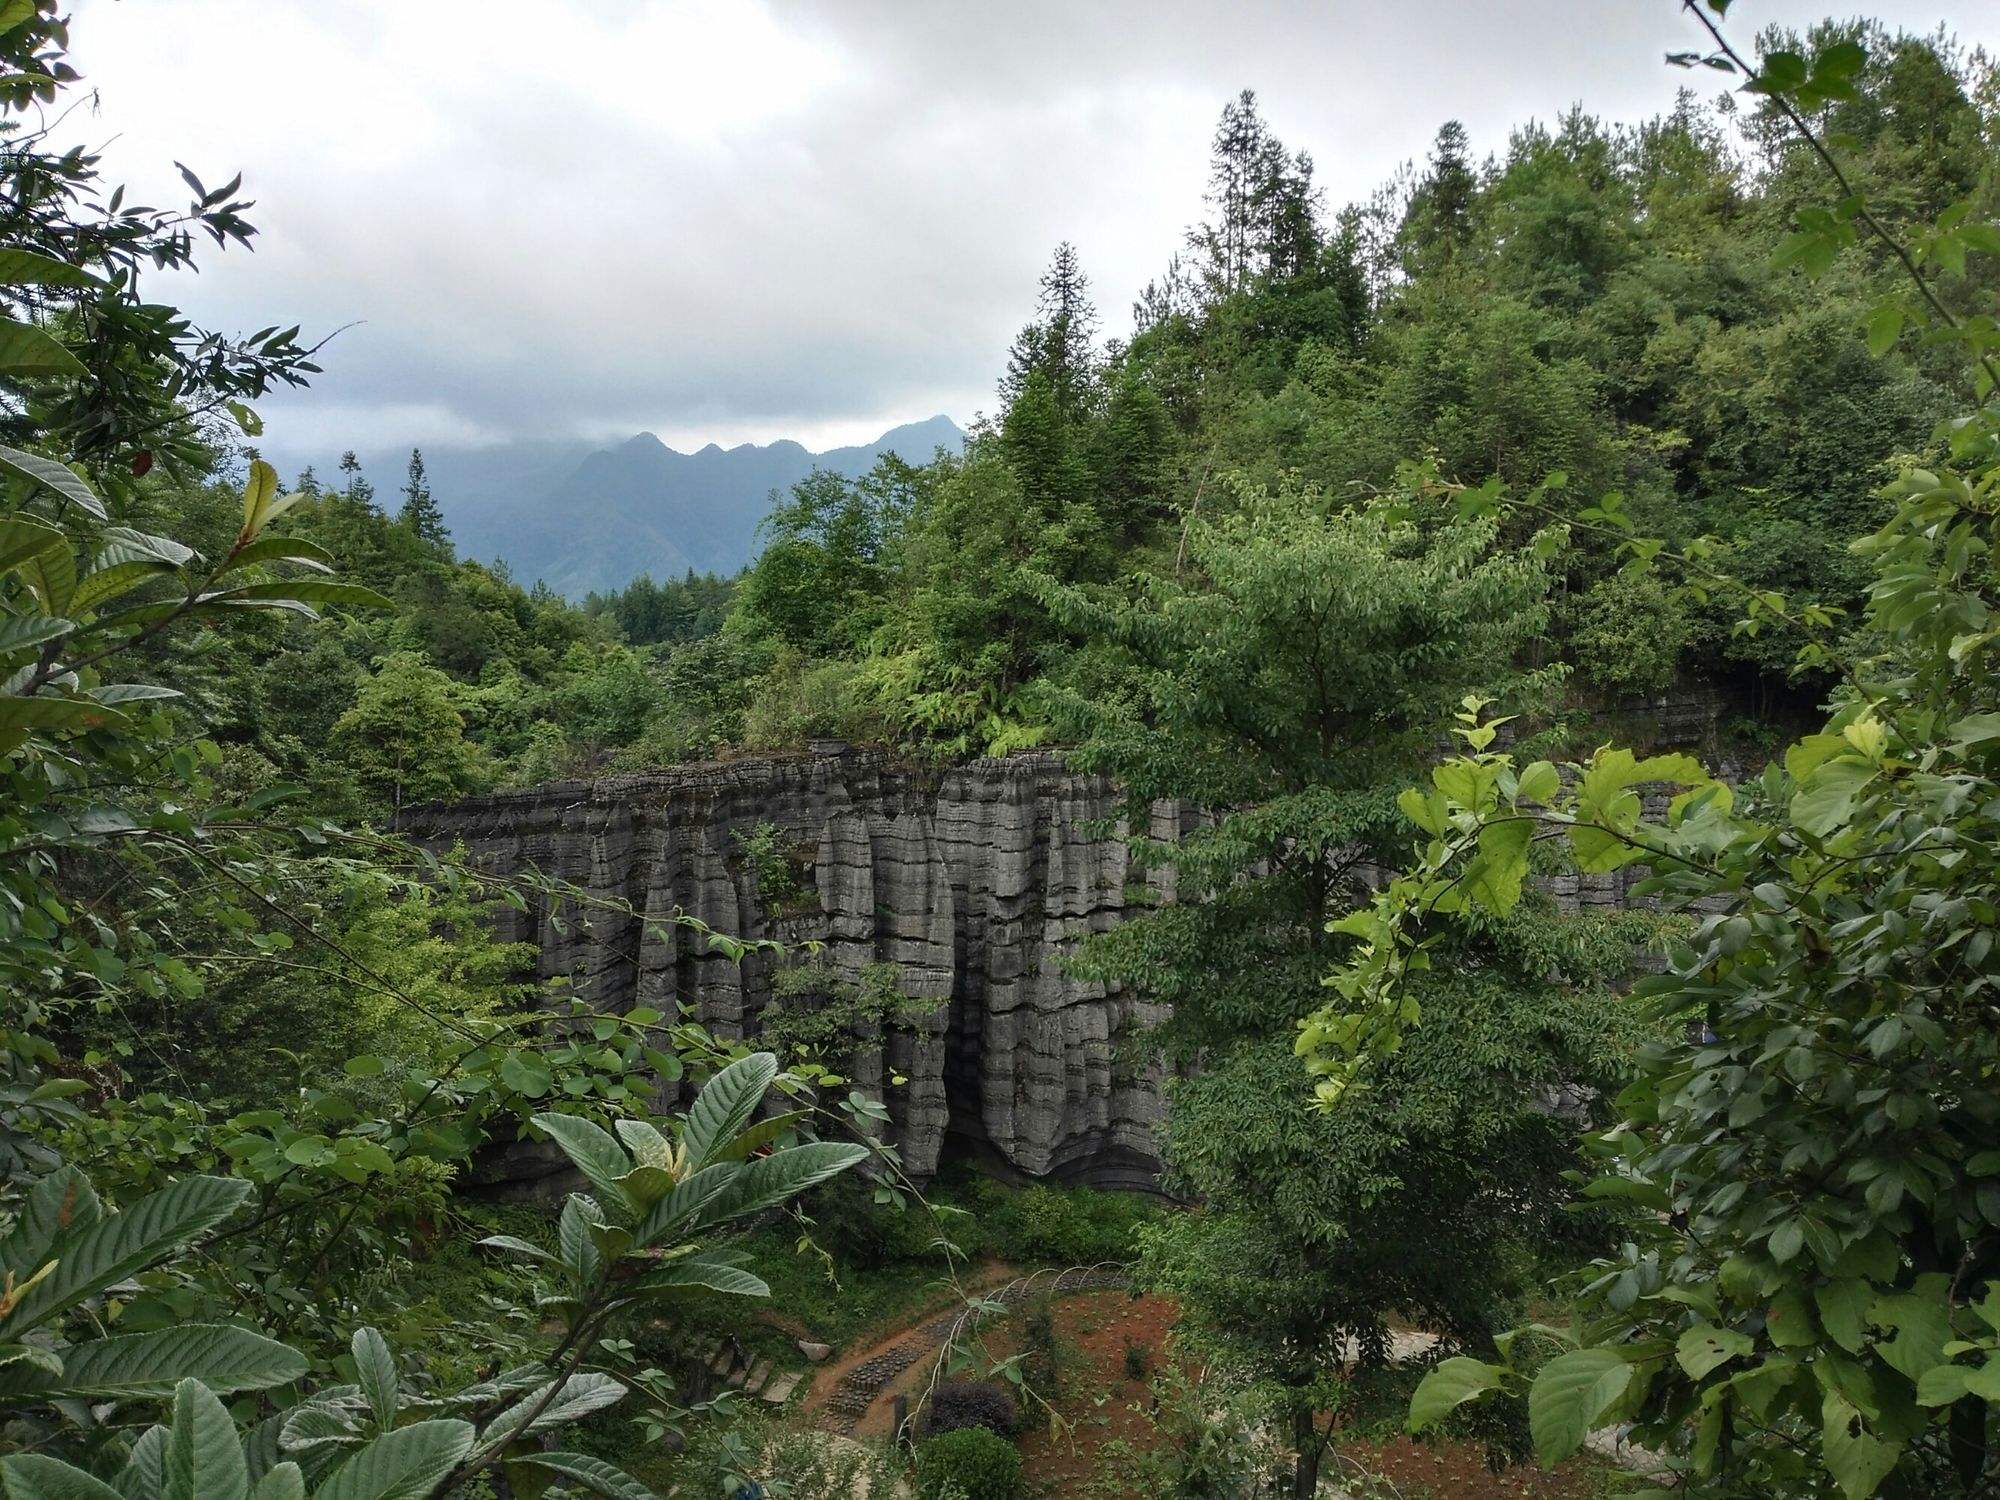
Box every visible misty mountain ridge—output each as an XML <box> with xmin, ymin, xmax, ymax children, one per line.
<box><xmin>272</xmin><ymin>414</ymin><xmax>964</xmax><ymax>598</ymax></box>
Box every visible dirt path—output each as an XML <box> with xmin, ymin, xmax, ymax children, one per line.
<box><xmin>802</xmin><ymin>1264</ymin><xmax>1131</xmax><ymax>1436</ymax></box>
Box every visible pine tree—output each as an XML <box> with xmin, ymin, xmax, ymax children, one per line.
<box><xmin>1399</xmin><ymin>120</ymin><xmax>1478</xmax><ymax>273</ymax></box>
<box><xmin>294</xmin><ymin>464</ymin><xmax>320</xmax><ymax>498</ymax></box>
<box><xmin>337</xmin><ymin>450</ymin><xmax>376</xmax><ymax>513</ymax></box>
<box><xmin>398</xmin><ymin>448</ymin><xmax>448</xmax><ymax>546</ymax></box>
<box><xmin>1192</xmin><ymin>88</ymin><xmax>1273</xmax><ymax>296</ymax></box>
<box><xmin>1000</xmin><ymin>242</ymin><xmax>1100</xmax><ymax>422</ymax></box>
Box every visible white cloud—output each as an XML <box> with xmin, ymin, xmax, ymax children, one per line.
<box><xmin>55</xmin><ymin>0</ymin><xmax>2000</xmax><ymax>457</ymax></box>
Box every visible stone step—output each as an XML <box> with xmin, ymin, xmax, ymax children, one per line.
<box><xmin>742</xmin><ymin>1357</ymin><xmax>773</xmax><ymax>1394</ymax></box>
<box><xmin>760</xmin><ymin>1370</ymin><xmax>802</xmax><ymax>1404</ymax></box>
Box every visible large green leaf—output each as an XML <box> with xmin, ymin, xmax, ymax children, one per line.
<box><xmin>0</xmin><ymin>447</ymin><xmax>103</xmax><ymax>518</ymax></box>
<box><xmin>1528</xmin><ymin>1349</ymin><xmax>1631</xmax><ymax>1467</ymax></box>
<box><xmin>530</xmin><ymin>1115</ymin><xmax>632</xmax><ymax>1210</ymax></box>
<box><xmin>70</xmin><ymin>560</ymin><xmax>178</xmax><ymax>617</ymax></box>
<box><xmin>0</xmin><ymin>1175</ymin><xmax>251</xmax><ymax>1336</ymax></box>
<box><xmin>246</xmin><ymin>1465</ymin><xmax>304</xmax><ymax>1500</ymax></box>
<box><xmin>0</xmin><ymin>1454</ymin><xmax>125</xmax><ymax>1499</ymax></box>
<box><xmin>0</xmin><ymin>251</ymin><xmax>102</xmax><ymax>289</ymax></box>
<box><xmin>162</xmin><ymin>1379</ymin><xmax>248</xmax><ymax>1500</ymax></box>
<box><xmin>31</xmin><ymin>1325</ymin><xmax>306</xmax><ymax>1400</ymax></box>
<box><xmin>1821</xmin><ymin>1389</ymin><xmax>1900</xmax><ymax>1500</ymax></box>
<box><xmin>556</xmin><ymin>1195</ymin><xmax>603</xmax><ymax>1286</ymax></box>
<box><xmin>680</xmin><ymin>1052</ymin><xmax>778</xmax><ymax>1169</ymax></box>
<box><xmin>0</xmin><ymin>317</ymin><xmax>84</xmax><ymax>378</ymax></box>
<box><xmin>0</xmin><ymin>517</ymin><xmax>68</xmax><ymax>575</ymax></box>
<box><xmin>196</xmin><ymin>581</ymin><xmax>390</xmax><ymax>612</ymax></box>
<box><xmin>509</xmin><ymin>1452</ymin><xmax>654</xmax><ymax>1500</ymax></box>
<box><xmin>482</xmin><ymin>1373</ymin><xmax>625</xmax><ymax>1446</ymax></box>
<box><xmin>0</xmin><ymin>693</ymin><xmax>130</xmax><ymax>739</ymax></box>
<box><xmin>0</xmin><ymin>1165</ymin><xmax>101</xmax><ymax>1280</ymax></box>
<box><xmin>309</xmin><ymin>1419</ymin><xmax>472</xmax><ymax>1500</ymax></box>
<box><xmin>350</xmin><ymin>1328</ymin><xmax>397</xmax><ymax>1433</ymax></box>
<box><xmin>0</xmin><ymin>614</ymin><xmax>73</xmax><ymax>659</ymax></box>
<box><xmin>693</xmin><ymin>1140</ymin><xmax>868</xmax><ymax>1228</ymax></box>
<box><xmin>1407</xmin><ymin>1356</ymin><xmax>1507</xmax><ymax>1432</ymax></box>
<box><xmin>114</xmin><ymin>1422</ymin><xmax>167</xmax><ymax>1500</ymax></box>
<box><xmin>628</xmin><ymin>1256</ymin><xmax>769</xmax><ymax>1299</ymax></box>
<box><xmin>221</xmin><ymin>535</ymin><xmax>335</xmax><ymax>574</ymax></box>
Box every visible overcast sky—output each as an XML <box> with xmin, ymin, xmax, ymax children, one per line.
<box><xmin>57</xmin><ymin>0</ymin><xmax>2000</xmax><ymax>456</ymax></box>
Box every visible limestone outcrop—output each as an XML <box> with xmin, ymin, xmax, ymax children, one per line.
<box><xmin>401</xmin><ymin>749</ymin><xmax>1173</xmax><ymax>1190</ymax></box>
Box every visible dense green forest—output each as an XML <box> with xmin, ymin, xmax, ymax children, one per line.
<box><xmin>1</xmin><ymin>0</ymin><xmax>1999</xmax><ymax>1496</ymax></box>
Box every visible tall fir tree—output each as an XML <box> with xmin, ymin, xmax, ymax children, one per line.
<box><xmin>399</xmin><ymin>447</ymin><xmax>449</xmax><ymax>546</ymax></box>
<box><xmin>337</xmin><ymin>449</ymin><xmax>376</xmax><ymax>513</ymax></box>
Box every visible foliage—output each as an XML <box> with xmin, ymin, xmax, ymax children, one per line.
<box><xmin>1308</xmin><ymin>12</ymin><xmax>2000</xmax><ymax>1495</ymax></box>
<box><xmin>913</xmin><ymin>1425</ymin><xmax>1024</xmax><ymax>1500</ymax></box>
<box><xmin>920</xmin><ymin>1378</ymin><xmax>1020</xmax><ymax>1440</ymax></box>
<box><xmin>1043</xmin><ymin>474</ymin><xmax>1639</xmax><ymax>1497</ymax></box>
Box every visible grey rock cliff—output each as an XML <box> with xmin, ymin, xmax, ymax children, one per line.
<box><xmin>400</xmin><ymin>750</ymin><xmax>1169</xmax><ymax>1190</ymax></box>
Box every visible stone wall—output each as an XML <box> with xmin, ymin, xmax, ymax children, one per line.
<box><xmin>401</xmin><ymin>749</ymin><xmax>1175</xmax><ymax>1191</ymax></box>
<box><xmin>401</xmin><ymin>690</ymin><xmax>1739</xmax><ymax>1193</ymax></box>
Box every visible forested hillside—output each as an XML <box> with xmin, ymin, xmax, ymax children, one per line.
<box><xmin>2</xmin><ymin>1</ymin><xmax>1999</xmax><ymax>1496</ymax></box>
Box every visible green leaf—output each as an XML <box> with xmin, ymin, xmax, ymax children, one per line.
<box><xmin>246</xmin><ymin>1464</ymin><xmax>304</xmax><ymax>1500</ymax></box>
<box><xmin>1515</xmin><ymin>760</ymin><xmax>1560</xmax><ymax>806</ymax></box>
<box><xmin>689</xmin><ymin>1141</ymin><xmax>869</xmax><ymax>1229</ymax></box>
<box><xmin>483</xmin><ymin>1373</ymin><xmax>626</xmax><ymax>1446</ymax></box>
<box><xmin>32</xmin><ymin>1325</ymin><xmax>305</xmax><ymax>1400</ymax></box>
<box><xmin>1676</xmin><ymin>1323</ymin><xmax>1753</xmax><ymax>1379</ymax></box>
<box><xmin>1791</xmin><ymin>756</ymin><xmax>1877</xmax><ymax>837</ymax></box>
<box><xmin>508</xmin><ymin>1452</ymin><xmax>653</xmax><ymax>1500</ymax></box>
<box><xmin>0</xmin><ymin>251</ymin><xmax>102</xmax><ymax>290</ymax></box>
<box><xmin>1864</xmin><ymin>303</ymin><xmax>1904</xmax><ymax>357</ymax></box>
<box><xmin>0</xmin><ymin>613</ymin><xmax>73</xmax><ymax>658</ymax></box>
<box><xmin>1870</xmin><ymin>1283</ymin><xmax>1950</xmax><ymax>1382</ymax></box>
<box><xmin>705</xmin><ymin>1109</ymin><xmax>808</xmax><ymax>1164</ymax></box>
<box><xmin>0</xmin><ymin>1165</ymin><xmax>102</xmax><ymax>1280</ymax></box>
<box><xmin>557</xmin><ymin>1195</ymin><xmax>603</xmax><ymax>1286</ymax></box>
<box><xmin>1466</xmin><ymin>817</ymin><xmax>1533</xmax><ymax>913</ymax></box>
<box><xmin>530</xmin><ymin>1114</ymin><xmax>632</xmax><ymax>1210</ymax></box>
<box><xmin>629</xmin><ymin>1257</ymin><xmax>770</xmax><ymax>1299</ymax></box>
<box><xmin>163</xmin><ymin>1379</ymin><xmax>249</xmax><ymax>1500</ymax></box>
<box><xmin>1821</xmin><ymin>1389</ymin><xmax>1899</xmax><ymax>1500</ymax></box>
<box><xmin>1528</xmin><ymin>1349</ymin><xmax>1631</xmax><ymax>1467</ymax></box>
<box><xmin>351</xmin><ymin>1328</ymin><xmax>397</xmax><ymax>1433</ymax></box>
<box><xmin>0</xmin><ymin>449</ymin><xmax>102</xmax><ymax>518</ymax></box>
<box><xmin>0</xmin><ymin>1175</ymin><xmax>252</xmax><ymax>1336</ymax></box>
<box><xmin>1407</xmin><ymin>1357</ymin><xmax>1506</xmax><ymax>1432</ymax></box>
<box><xmin>239</xmin><ymin>461</ymin><xmax>279</xmax><ymax>536</ymax></box>
<box><xmin>680</xmin><ymin>1052</ymin><xmax>778</xmax><ymax>1170</ymax></box>
<box><xmin>195</xmin><ymin>581</ymin><xmax>390</xmax><ymax>612</ymax></box>
<box><xmin>0</xmin><ymin>317</ymin><xmax>84</xmax><ymax>378</ymax></box>
<box><xmin>221</xmin><ymin>536</ymin><xmax>336</xmax><ymax>575</ymax></box>
<box><xmin>0</xmin><ymin>1454</ymin><xmax>126</xmax><ymax>1499</ymax></box>
<box><xmin>1817</xmin><ymin>1280</ymin><xmax>1873</xmax><ymax>1354</ymax></box>
<box><xmin>310</xmin><ymin>1420</ymin><xmax>474</xmax><ymax>1500</ymax></box>
<box><xmin>0</xmin><ymin>517</ymin><xmax>67</xmax><ymax>576</ymax></box>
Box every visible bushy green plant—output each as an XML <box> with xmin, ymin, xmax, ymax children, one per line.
<box><xmin>914</xmin><ymin>1425</ymin><xmax>1024</xmax><ymax>1500</ymax></box>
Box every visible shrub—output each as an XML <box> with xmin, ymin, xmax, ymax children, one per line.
<box><xmin>986</xmin><ymin>1182</ymin><xmax>1157</xmax><ymax>1265</ymax></box>
<box><xmin>1122</xmin><ymin>1337</ymin><xmax>1150</xmax><ymax>1381</ymax></box>
<box><xmin>914</xmin><ymin>1426</ymin><xmax>1023</xmax><ymax>1500</ymax></box>
<box><xmin>919</xmin><ymin>1378</ymin><xmax>1018</xmax><ymax>1440</ymax></box>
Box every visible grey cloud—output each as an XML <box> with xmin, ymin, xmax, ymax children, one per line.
<box><xmin>60</xmin><ymin>0</ymin><xmax>2000</xmax><ymax>455</ymax></box>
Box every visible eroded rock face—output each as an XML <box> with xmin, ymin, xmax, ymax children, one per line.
<box><xmin>401</xmin><ymin>750</ymin><xmax>1170</xmax><ymax>1190</ymax></box>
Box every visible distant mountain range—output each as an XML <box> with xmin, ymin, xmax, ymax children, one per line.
<box><xmin>266</xmin><ymin>414</ymin><xmax>964</xmax><ymax>597</ymax></box>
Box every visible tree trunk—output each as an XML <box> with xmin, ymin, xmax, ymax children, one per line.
<box><xmin>1291</xmin><ymin>1403</ymin><xmax>1321</xmax><ymax>1498</ymax></box>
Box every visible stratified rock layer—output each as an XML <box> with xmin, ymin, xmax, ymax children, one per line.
<box><xmin>402</xmin><ymin>750</ymin><xmax>1168</xmax><ymax>1189</ymax></box>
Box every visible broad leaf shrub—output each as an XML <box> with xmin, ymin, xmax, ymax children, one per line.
<box><xmin>914</xmin><ymin>1425</ymin><xmax>1025</xmax><ymax>1500</ymax></box>
<box><xmin>1299</xmin><ymin>11</ymin><xmax>2000</xmax><ymax>1495</ymax></box>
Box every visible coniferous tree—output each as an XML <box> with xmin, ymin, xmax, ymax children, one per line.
<box><xmin>1399</xmin><ymin>119</ymin><xmax>1479</xmax><ymax>273</ymax></box>
<box><xmin>399</xmin><ymin>448</ymin><xmax>448</xmax><ymax>546</ymax></box>
<box><xmin>337</xmin><ymin>449</ymin><xmax>376</xmax><ymax>513</ymax></box>
<box><xmin>1192</xmin><ymin>88</ymin><xmax>1275</xmax><ymax>297</ymax></box>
